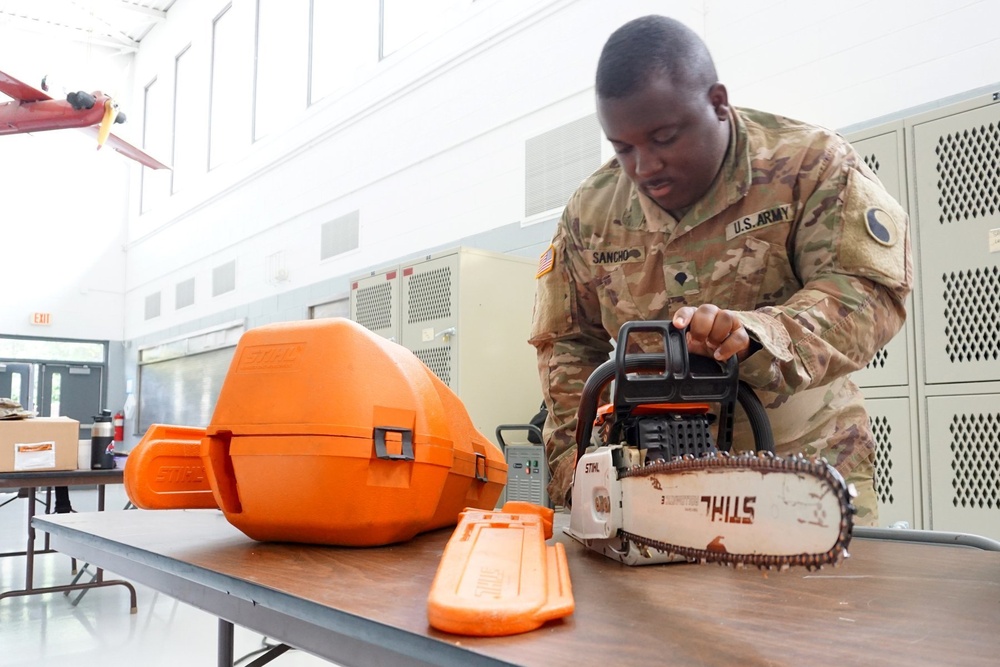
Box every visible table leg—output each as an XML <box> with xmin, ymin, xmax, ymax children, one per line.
<box><xmin>0</xmin><ymin>483</ymin><xmax>139</xmax><ymax>612</ymax></box>
<box><xmin>219</xmin><ymin>619</ymin><xmax>235</xmax><ymax>667</ymax></box>
<box><xmin>25</xmin><ymin>486</ymin><xmax>36</xmax><ymax>590</ymax></box>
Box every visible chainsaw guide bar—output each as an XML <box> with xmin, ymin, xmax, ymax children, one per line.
<box><xmin>568</xmin><ymin>450</ymin><xmax>856</xmax><ymax>570</ymax></box>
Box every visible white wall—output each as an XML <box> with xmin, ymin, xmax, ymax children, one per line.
<box><xmin>0</xmin><ymin>27</ymin><xmax>136</xmax><ymax>341</ymax></box>
<box><xmin>5</xmin><ymin>0</ymin><xmax>1000</xmax><ymax>344</ymax></box>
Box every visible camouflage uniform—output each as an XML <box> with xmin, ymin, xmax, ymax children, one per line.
<box><xmin>529</xmin><ymin>107</ymin><xmax>912</xmax><ymax>527</ymax></box>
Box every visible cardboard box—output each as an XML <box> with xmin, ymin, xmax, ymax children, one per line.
<box><xmin>0</xmin><ymin>417</ymin><xmax>80</xmax><ymax>472</ymax></box>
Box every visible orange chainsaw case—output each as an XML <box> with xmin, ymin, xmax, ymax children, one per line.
<box><xmin>125</xmin><ymin>318</ymin><xmax>507</xmax><ymax>546</ymax></box>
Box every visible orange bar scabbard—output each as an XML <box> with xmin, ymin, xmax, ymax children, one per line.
<box><xmin>124</xmin><ymin>424</ymin><xmax>219</xmax><ymax>510</ymax></box>
<box><xmin>426</xmin><ymin>502</ymin><xmax>574</xmax><ymax>636</ymax></box>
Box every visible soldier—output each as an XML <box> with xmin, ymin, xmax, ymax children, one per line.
<box><xmin>529</xmin><ymin>15</ymin><xmax>911</xmax><ymax>526</ymax></box>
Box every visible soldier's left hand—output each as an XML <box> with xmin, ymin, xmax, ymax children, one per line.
<box><xmin>672</xmin><ymin>305</ymin><xmax>751</xmax><ymax>362</ymax></box>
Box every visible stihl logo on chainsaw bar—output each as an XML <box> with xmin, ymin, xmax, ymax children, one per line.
<box><xmin>700</xmin><ymin>495</ymin><xmax>756</xmax><ymax>524</ymax></box>
<box><xmin>585</xmin><ymin>462</ymin><xmax>600</xmax><ymax>473</ymax></box>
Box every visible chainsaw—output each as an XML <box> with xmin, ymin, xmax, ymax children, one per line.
<box><xmin>565</xmin><ymin>321</ymin><xmax>855</xmax><ymax>569</ymax></box>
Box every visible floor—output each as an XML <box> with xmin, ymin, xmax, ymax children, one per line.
<box><xmin>0</xmin><ymin>484</ymin><xmax>335</xmax><ymax>667</ymax></box>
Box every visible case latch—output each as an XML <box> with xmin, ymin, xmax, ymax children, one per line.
<box><xmin>373</xmin><ymin>426</ymin><xmax>415</xmax><ymax>460</ymax></box>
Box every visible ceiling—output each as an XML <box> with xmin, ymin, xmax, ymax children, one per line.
<box><xmin>0</xmin><ymin>0</ymin><xmax>175</xmax><ymax>53</ymax></box>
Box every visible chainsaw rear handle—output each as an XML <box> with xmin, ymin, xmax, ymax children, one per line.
<box><xmin>575</xmin><ymin>321</ymin><xmax>774</xmax><ymax>461</ymax></box>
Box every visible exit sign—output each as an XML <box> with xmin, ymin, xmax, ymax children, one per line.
<box><xmin>30</xmin><ymin>312</ymin><xmax>52</xmax><ymax>326</ymax></box>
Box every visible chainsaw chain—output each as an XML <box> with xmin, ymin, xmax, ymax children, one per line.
<box><xmin>617</xmin><ymin>451</ymin><xmax>855</xmax><ymax>570</ymax></box>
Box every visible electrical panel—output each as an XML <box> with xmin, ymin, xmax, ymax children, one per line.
<box><xmin>502</xmin><ymin>445</ymin><xmax>548</xmax><ymax>507</ymax></box>
<box><xmin>350</xmin><ymin>247</ymin><xmax>541</xmax><ymax>447</ymax></box>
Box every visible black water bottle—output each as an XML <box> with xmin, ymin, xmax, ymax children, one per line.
<box><xmin>90</xmin><ymin>409</ymin><xmax>115</xmax><ymax>469</ymax></box>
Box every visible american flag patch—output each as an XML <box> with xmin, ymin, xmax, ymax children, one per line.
<box><xmin>536</xmin><ymin>244</ymin><xmax>555</xmax><ymax>278</ymax></box>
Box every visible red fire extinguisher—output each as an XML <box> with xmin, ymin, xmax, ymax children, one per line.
<box><xmin>113</xmin><ymin>410</ymin><xmax>125</xmax><ymax>443</ymax></box>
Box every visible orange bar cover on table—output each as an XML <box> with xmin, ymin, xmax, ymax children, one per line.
<box><xmin>427</xmin><ymin>501</ymin><xmax>574</xmax><ymax>636</ymax></box>
<box><xmin>123</xmin><ymin>424</ymin><xmax>218</xmax><ymax>510</ymax></box>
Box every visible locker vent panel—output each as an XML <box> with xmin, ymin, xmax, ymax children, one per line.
<box><xmin>870</xmin><ymin>415</ymin><xmax>895</xmax><ymax>505</ymax></box>
<box><xmin>934</xmin><ymin>123</ymin><xmax>1000</xmax><ymax>224</ymax></box>
<box><xmin>862</xmin><ymin>153</ymin><xmax>880</xmax><ymax>174</ymax></box>
<box><xmin>525</xmin><ymin>114</ymin><xmax>602</xmax><ymax>217</ymax></box>
<box><xmin>948</xmin><ymin>413</ymin><xmax>1000</xmax><ymax>509</ymax></box>
<box><xmin>865</xmin><ymin>347</ymin><xmax>889</xmax><ymax>371</ymax></box>
<box><xmin>414</xmin><ymin>346</ymin><xmax>451</xmax><ymax>385</ymax></box>
<box><xmin>355</xmin><ymin>282</ymin><xmax>393</xmax><ymax>332</ymax></box>
<box><xmin>407</xmin><ymin>267</ymin><xmax>452</xmax><ymax>324</ymax></box>
<box><xmin>943</xmin><ymin>267</ymin><xmax>1000</xmax><ymax>363</ymax></box>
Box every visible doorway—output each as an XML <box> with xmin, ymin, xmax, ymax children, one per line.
<box><xmin>0</xmin><ymin>336</ymin><xmax>108</xmax><ymax>437</ymax></box>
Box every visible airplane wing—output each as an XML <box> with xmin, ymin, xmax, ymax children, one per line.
<box><xmin>0</xmin><ymin>69</ymin><xmax>52</xmax><ymax>103</ymax></box>
<box><xmin>81</xmin><ymin>125</ymin><xmax>171</xmax><ymax>170</ymax></box>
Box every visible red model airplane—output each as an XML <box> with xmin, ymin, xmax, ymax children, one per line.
<box><xmin>0</xmin><ymin>68</ymin><xmax>169</xmax><ymax>170</ymax></box>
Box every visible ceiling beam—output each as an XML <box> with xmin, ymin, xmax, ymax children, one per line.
<box><xmin>0</xmin><ymin>12</ymin><xmax>139</xmax><ymax>53</ymax></box>
<box><xmin>118</xmin><ymin>2</ymin><xmax>166</xmax><ymax>22</ymax></box>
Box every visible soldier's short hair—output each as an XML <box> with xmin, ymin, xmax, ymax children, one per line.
<box><xmin>596</xmin><ymin>15</ymin><xmax>718</xmax><ymax>99</ymax></box>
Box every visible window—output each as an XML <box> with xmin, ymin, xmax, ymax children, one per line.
<box><xmin>210</xmin><ymin>4</ymin><xmax>251</xmax><ymax>169</ymax></box>
<box><xmin>310</xmin><ymin>1</ymin><xmax>379</xmax><ymax>104</ymax></box>
<box><xmin>254</xmin><ymin>0</ymin><xmax>309</xmax><ymax>141</ymax></box>
<box><xmin>172</xmin><ymin>45</ymin><xmax>201</xmax><ymax>193</ymax></box>
<box><xmin>140</xmin><ymin>78</ymin><xmax>170</xmax><ymax>212</ymax></box>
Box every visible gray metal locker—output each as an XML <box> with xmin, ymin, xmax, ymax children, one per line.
<box><xmin>349</xmin><ymin>266</ymin><xmax>400</xmax><ymax>342</ymax></box>
<box><xmin>926</xmin><ymin>394</ymin><xmax>1000</xmax><ymax>540</ymax></box>
<box><xmin>912</xmin><ymin>101</ymin><xmax>1000</xmax><ymax>384</ymax></box>
<box><xmin>846</xmin><ymin>127</ymin><xmax>912</xmax><ymax>389</ymax></box>
<box><xmin>866</xmin><ymin>397</ymin><xmax>917</xmax><ymax>528</ymax></box>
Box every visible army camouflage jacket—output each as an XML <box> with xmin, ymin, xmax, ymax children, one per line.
<box><xmin>529</xmin><ymin>107</ymin><xmax>912</xmax><ymax>504</ymax></box>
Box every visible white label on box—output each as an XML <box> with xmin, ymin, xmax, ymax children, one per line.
<box><xmin>14</xmin><ymin>441</ymin><xmax>56</xmax><ymax>471</ymax></box>
<box><xmin>421</xmin><ymin>327</ymin><xmax>435</xmax><ymax>342</ymax></box>
<box><xmin>990</xmin><ymin>228</ymin><xmax>1000</xmax><ymax>253</ymax></box>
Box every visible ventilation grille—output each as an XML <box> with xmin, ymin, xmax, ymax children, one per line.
<box><xmin>948</xmin><ymin>413</ymin><xmax>1000</xmax><ymax>509</ymax></box>
<box><xmin>865</xmin><ymin>347</ymin><xmax>889</xmax><ymax>370</ymax></box>
<box><xmin>355</xmin><ymin>281</ymin><xmax>393</xmax><ymax>332</ymax></box>
<box><xmin>176</xmin><ymin>278</ymin><xmax>195</xmax><ymax>309</ymax></box>
<box><xmin>145</xmin><ymin>292</ymin><xmax>161</xmax><ymax>320</ymax></box>
<box><xmin>321</xmin><ymin>210</ymin><xmax>360</xmax><ymax>260</ymax></box>
<box><xmin>525</xmin><ymin>114</ymin><xmax>602</xmax><ymax>217</ymax></box>
<box><xmin>943</xmin><ymin>267</ymin><xmax>1000</xmax><ymax>362</ymax></box>
<box><xmin>414</xmin><ymin>346</ymin><xmax>451</xmax><ymax>386</ymax></box>
<box><xmin>407</xmin><ymin>267</ymin><xmax>452</xmax><ymax>324</ymax></box>
<box><xmin>934</xmin><ymin>122</ymin><xmax>1000</xmax><ymax>224</ymax></box>
<box><xmin>862</xmin><ymin>153</ymin><xmax>881</xmax><ymax>175</ymax></box>
<box><xmin>213</xmin><ymin>260</ymin><xmax>236</xmax><ymax>296</ymax></box>
<box><xmin>870</xmin><ymin>415</ymin><xmax>894</xmax><ymax>506</ymax></box>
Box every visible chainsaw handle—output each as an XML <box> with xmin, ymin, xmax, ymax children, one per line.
<box><xmin>575</xmin><ymin>354</ymin><xmax>775</xmax><ymax>462</ymax></box>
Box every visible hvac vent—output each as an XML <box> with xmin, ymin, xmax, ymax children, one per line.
<box><xmin>870</xmin><ymin>415</ymin><xmax>895</xmax><ymax>505</ymax></box>
<box><xmin>407</xmin><ymin>267</ymin><xmax>452</xmax><ymax>324</ymax></box>
<box><xmin>145</xmin><ymin>292</ymin><xmax>161</xmax><ymax>320</ymax></box>
<box><xmin>321</xmin><ymin>210</ymin><xmax>360</xmax><ymax>260</ymax></box>
<box><xmin>948</xmin><ymin>413</ymin><xmax>1000</xmax><ymax>509</ymax></box>
<box><xmin>525</xmin><ymin>114</ymin><xmax>602</xmax><ymax>217</ymax></box>
<box><xmin>943</xmin><ymin>266</ymin><xmax>1000</xmax><ymax>362</ymax></box>
<box><xmin>176</xmin><ymin>277</ymin><xmax>195</xmax><ymax>309</ymax></box>
<box><xmin>413</xmin><ymin>346</ymin><xmax>452</xmax><ymax>385</ymax></box>
<box><xmin>354</xmin><ymin>281</ymin><xmax>393</xmax><ymax>332</ymax></box>
<box><xmin>862</xmin><ymin>153</ymin><xmax>881</xmax><ymax>174</ymax></box>
<box><xmin>213</xmin><ymin>260</ymin><xmax>236</xmax><ymax>296</ymax></box>
<box><xmin>934</xmin><ymin>122</ymin><xmax>1000</xmax><ymax>224</ymax></box>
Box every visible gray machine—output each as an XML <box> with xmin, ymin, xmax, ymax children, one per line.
<box><xmin>495</xmin><ymin>424</ymin><xmax>549</xmax><ymax>508</ymax></box>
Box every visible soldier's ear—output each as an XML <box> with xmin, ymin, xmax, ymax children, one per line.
<box><xmin>708</xmin><ymin>83</ymin><xmax>729</xmax><ymax>120</ymax></box>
